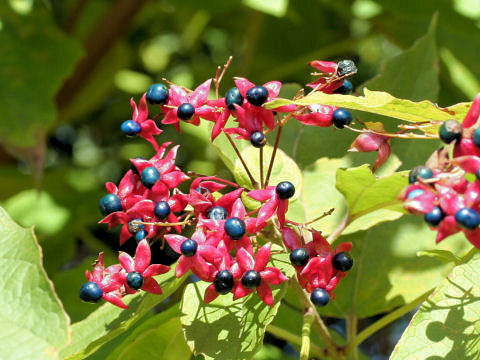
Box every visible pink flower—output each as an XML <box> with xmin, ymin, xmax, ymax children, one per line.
<box><xmin>129</xmin><ymin>94</ymin><xmax>163</xmax><ymax>151</ymax></box>
<box><xmin>294</xmin><ymin>104</ymin><xmax>337</xmax><ymax>127</ymax></box>
<box><xmin>118</xmin><ymin>239</ymin><xmax>170</xmax><ymax>294</ymax></box>
<box><xmin>306</xmin><ymin>60</ymin><xmax>343</xmax><ymax>92</ymax></box>
<box><xmin>233</xmin><ymin>243</ymin><xmax>288</xmax><ymax>306</ymax></box>
<box><xmin>248</xmin><ymin>186</ymin><xmax>290</xmax><ymax>227</ymax></box>
<box><xmin>400</xmin><ymin>184</ymin><xmax>436</xmax><ymax>215</ymax></box>
<box><xmin>349</xmin><ymin>124</ymin><xmax>391</xmax><ymax>171</ymax></box>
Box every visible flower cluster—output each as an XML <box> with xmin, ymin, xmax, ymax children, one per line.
<box><xmin>400</xmin><ymin>94</ymin><xmax>480</xmax><ymax>248</ymax></box>
<box><xmin>80</xmin><ymin>58</ymin><xmax>356</xmax><ymax>309</ymax></box>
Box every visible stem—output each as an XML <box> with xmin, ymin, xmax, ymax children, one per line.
<box><xmin>347</xmin><ymin>313</ymin><xmax>358</xmax><ymax>360</ymax></box>
<box><xmin>345</xmin><ymin>289</ymin><xmax>433</xmax><ymax>354</ymax></box>
<box><xmin>304</xmin><ymin>208</ymin><xmax>335</xmax><ymax>226</ymax></box>
<box><xmin>326</xmin><ymin>214</ymin><xmax>350</xmax><ymax>244</ymax></box>
<box><xmin>224</xmin><ymin>132</ymin><xmax>258</xmax><ymax>188</ymax></box>
<box><xmin>214</xmin><ymin>56</ymin><xmax>233</xmax><ymax>99</ymax></box>
<box><xmin>300</xmin><ymin>308</ymin><xmax>315</xmax><ymax>360</ymax></box>
<box><xmin>267</xmin><ymin>324</ymin><xmax>325</xmax><ymax>358</ymax></box>
<box><xmin>134</xmin><ymin>219</ymin><xmax>194</xmax><ymax>227</ymax></box>
<box><xmin>260</xmin><ymin>147</ymin><xmax>264</xmax><ymax>188</ymax></box>
<box><xmin>264</xmin><ymin>125</ymin><xmax>283</xmax><ymax>187</ymax></box>
<box><xmin>186</xmin><ymin>172</ymin><xmax>240</xmax><ymax>188</ymax></box>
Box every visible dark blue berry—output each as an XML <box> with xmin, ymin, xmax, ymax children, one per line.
<box><xmin>246</xmin><ymin>86</ymin><xmax>269</xmax><ymax>107</ymax></box>
<box><xmin>195</xmin><ymin>186</ymin><xmax>210</xmax><ymax>195</ymax></box>
<box><xmin>224</xmin><ymin>217</ymin><xmax>246</xmax><ymax>240</ymax></box>
<box><xmin>177</xmin><ymin>103</ymin><xmax>195</xmax><ymax>121</ymax></box>
<box><xmin>439</xmin><ymin>120</ymin><xmax>462</xmax><ymax>144</ymax></box>
<box><xmin>336</xmin><ymin>60</ymin><xmax>357</xmax><ymax>77</ymax></box>
<box><xmin>290</xmin><ymin>248</ymin><xmax>310</xmax><ymax>267</ymax></box>
<box><xmin>455</xmin><ymin>208</ymin><xmax>480</xmax><ymax>230</ymax></box>
<box><xmin>146</xmin><ymin>83</ymin><xmax>169</xmax><ymax>105</ymax></box>
<box><xmin>311</xmin><ymin>288</ymin><xmax>330</xmax><ymax>306</ymax></box>
<box><xmin>333</xmin><ymin>80</ymin><xmax>353</xmax><ymax>95</ymax></box>
<box><xmin>407</xmin><ymin>189</ymin><xmax>424</xmax><ymax>199</ymax></box>
<box><xmin>276</xmin><ymin>181</ymin><xmax>295</xmax><ymax>199</ymax></box>
<box><xmin>424</xmin><ymin>207</ymin><xmax>445</xmax><ymax>227</ymax></box>
<box><xmin>130</xmin><ymin>156</ymin><xmax>146</xmax><ymax>175</ymax></box>
<box><xmin>127</xmin><ymin>271</ymin><xmax>144</xmax><ymax>290</ymax></box>
<box><xmin>474</xmin><ymin>128</ymin><xmax>480</xmax><ymax>149</ymax></box>
<box><xmin>332</xmin><ymin>108</ymin><xmax>353</xmax><ymax>129</ymax></box>
<box><xmin>332</xmin><ymin>252</ymin><xmax>353</xmax><ymax>272</ymax></box>
<box><xmin>99</xmin><ymin>194</ymin><xmax>123</xmax><ymax>216</ymax></box>
<box><xmin>181</xmin><ymin>239</ymin><xmax>198</xmax><ymax>257</ymax></box>
<box><xmin>128</xmin><ymin>218</ymin><xmax>144</xmax><ymax>234</ymax></box>
<box><xmin>207</xmin><ymin>206</ymin><xmax>228</xmax><ymax>220</ymax></box>
<box><xmin>141</xmin><ymin>167</ymin><xmax>160</xmax><ymax>189</ymax></box>
<box><xmin>250</xmin><ymin>131</ymin><xmax>267</xmax><ymax>148</ymax></box>
<box><xmin>408</xmin><ymin>166</ymin><xmax>434</xmax><ymax>184</ymax></box>
<box><xmin>79</xmin><ymin>282</ymin><xmax>103</xmax><ymax>303</ymax></box>
<box><xmin>135</xmin><ymin>230</ymin><xmax>148</xmax><ymax>242</ymax></box>
<box><xmin>154</xmin><ymin>201</ymin><xmax>171</xmax><ymax>220</ymax></box>
<box><xmin>214</xmin><ymin>270</ymin><xmax>234</xmax><ymax>294</ymax></box>
<box><xmin>121</xmin><ymin>120</ymin><xmax>141</xmax><ymax>136</ymax></box>
<box><xmin>241</xmin><ymin>270</ymin><xmax>261</xmax><ymax>289</ymax></box>
<box><xmin>225</xmin><ymin>87</ymin><xmax>244</xmax><ymax>110</ymax></box>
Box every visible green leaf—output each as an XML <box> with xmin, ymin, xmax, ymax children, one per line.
<box><xmin>0</xmin><ymin>5</ymin><xmax>82</xmax><ymax>148</ymax></box>
<box><xmin>0</xmin><ymin>206</ymin><xmax>70</xmax><ymax>359</ymax></box>
<box><xmin>390</xmin><ymin>251</ymin><xmax>480</xmax><ymax>359</ymax></box>
<box><xmin>106</xmin><ymin>306</ymin><xmax>191</xmax><ymax>360</ymax></box>
<box><xmin>242</xmin><ymin>0</ymin><xmax>289</xmax><ymax>17</ymax></box>
<box><xmin>417</xmin><ymin>249</ymin><xmax>462</xmax><ymax>265</ymax></box>
<box><xmin>181</xmin><ymin>248</ymin><xmax>293</xmax><ymax>360</ymax></box>
<box><xmin>59</xmin><ymin>268</ymin><xmax>186</xmax><ymax>360</ymax></box>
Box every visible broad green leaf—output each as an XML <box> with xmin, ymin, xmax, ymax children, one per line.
<box><xmin>390</xmin><ymin>251</ymin><xmax>480</xmax><ymax>360</ymax></box>
<box><xmin>416</xmin><ymin>249</ymin><xmax>462</xmax><ymax>265</ymax></box>
<box><xmin>318</xmin><ymin>216</ymin><xmax>470</xmax><ymax>318</ymax></box>
<box><xmin>181</xmin><ymin>248</ymin><xmax>293</xmax><ymax>360</ymax></box>
<box><xmin>0</xmin><ymin>206</ymin><xmax>70</xmax><ymax>359</ymax></box>
<box><xmin>60</xmin><ymin>268</ymin><xmax>186</xmax><ymax>360</ymax></box>
<box><xmin>106</xmin><ymin>306</ymin><xmax>191</xmax><ymax>360</ymax></box>
<box><xmin>0</xmin><ymin>5</ymin><xmax>82</xmax><ymax>148</ymax></box>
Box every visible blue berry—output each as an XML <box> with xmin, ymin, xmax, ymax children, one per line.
<box><xmin>407</xmin><ymin>189</ymin><xmax>424</xmax><ymax>199</ymax></box>
<box><xmin>276</xmin><ymin>181</ymin><xmax>295</xmax><ymax>199</ymax></box>
<box><xmin>250</xmin><ymin>131</ymin><xmax>267</xmax><ymax>148</ymax></box>
<box><xmin>332</xmin><ymin>252</ymin><xmax>353</xmax><ymax>271</ymax></box>
<box><xmin>214</xmin><ymin>270</ymin><xmax>234</xmax><ymax>294</ymax></box>
<box><xmin>181</xmin><ymin>239</ymin><xmax>198</xmax><ymax>257</ymax></box>
<box><xmin>224</xmin><ymin>217</ymin><xmax>246</xmax><ymax>240</ymax></box>
<box><xmin>408</xmin><ymin>166</ymin><xmax>434</xmax><ymax>184</ymax></box>
<box><xmin>195</xmin><ymin>186</ymin><xmax>210</xmax><ymax>195</ymax></box>
<box><xmin>141</xmin><ymin>167</ymin><xmax>160</xmax><ymax>189</ymax></box>
<box><xmin>337</xmin><ymin>60</ymin><xmax>357</xmax><ymax>77</ymax></box>
<box><xmin>127</xmin><ymin>271</ymin><xmax>144</xmax><ymax>290</ymax></box>
<box><xmin>177</xmin><ymin>103</ymin><xmax>195</xmax><ymax>121</ymax></box>
<box><xmin>424</xmin><ymin>207</ymin><xmax>445</xmax><ymax>227</ymax></box>
<box><xmin>332</xmin><ymin>108</ymin><xmax>353</xmax><ymax>129</ymax></box>
<box><xmin>455</xmin><ymin>208</ymin><xmax>480</xmax><ymax>230</ymax></box>
<box><xmin>290</xmin><ymin>248</ymin><xmax>310</xmax><ymax>267</ymax></box>
<box><xmin>474</xmin><ymin>128</ymin><xmax>480</xmax><ymax>149</ymax></box>
<box><xmin>311</xmin><ymin>288</ymin><xmax>330</xmax><ymax>306</ymax></box>
<box><xmin>439</xmin><ymin>120</ymin><xmax>462</xmax><ymax>144</ymax></box>
<box><xmin>128</xmin><ymin>218</ymin><xmax>144</xmax><ymax>234</ymax></box>
<box><xmin>246</xmin><ymin>86</ymin><xmax>269</xmax><ymax>107</ymax></box>
<box><xmin>225</xmin><ymin>87</ymin><xmax>244</xmax><ymax>110</ymax></box>
<box><xmin>99</xmin><ymin>194</ymin><xmax>123</xmax><ymax>215</ymax></box>
<box><xmin>130</xmin><ymin>156</ymin><xmax>145</xmax><ymax>175</ymax></box>
<box><xmin>241</xmin><ymin>270</ymin><xmax>262</xmax><ymax>289</ymax></box>
<box><xmin>154</xmin><ymin>201</ymin><xmax>171</xmax><ymax>220</ymax></box>
<box><xmin>333</xmin><ymin>80</ymin><xmax>353</xmax><ymax>95</ymax></box>
<box><xmin>207</xmin><ymin>206</ymin><xmax>228</xmax><ymax>220</ymax></box>
<box><xmin>121</xmin><ymin>120</ymin><xmax>141</xmax><ymax>136</ymax></box>
<box><xmin>79</xmin><ymin>282</ymin><xmax>103</xmax><ymax>303</ymax></box>
<box><xmin>135</xmin><ymin>230</ymin><xmax>148</xmax><ymax>242</ymax></box>
<box><xmin>146</xmin><ymin>83</ymin><xmax>169</xmax><ymax>105</ymax></box>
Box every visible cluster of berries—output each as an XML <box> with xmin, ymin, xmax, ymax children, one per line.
<box><xmin>401</xmin><ymin>95</ymin><xmax>480</xmax><ymax>248</ymax></box>
<box><xmin>80</xmin><ymin>58</ymin><xmax>356</xmax><ymax>309</ymax></box>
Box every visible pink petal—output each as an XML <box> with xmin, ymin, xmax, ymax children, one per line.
<box><xmin>204</xmin><ymin>284</ymin><xmax>220</xmax><ymax>303</ymax></box>
<box><xmin>165</xmin><ymin>234</ymin><xmax>187</xmax><ymax>254</ymax></box>
<box><xmin>254</xmin><ymin>242</ymin><xmax>272</xmax><ymax>271</ymax></box>
<box><xmin>236</xmin><ymin>247</ymin><xmax>255</xmax><ymax>272</ymax></box>
<box><xmin>465</xmin><ymin>181</ymin><xmax>480</xmax><ymax>208</ymax></box>
<box><xmin>169</xmin><ymin>85</ymin><xmax>188</xmax><ymax>106</ymax></box>
<box><xmin>335</xmin><ymin>242</ymin><xmax>353</xmax><ymax>253</ymax></box>
<box><xmin>439</xmin><ymin>192</ymin><xmax>465</xmax><ymax>216</ymax></box>
<box><xmin>436</xmin><ymin>215</ymin><xmax>461</xmax><ymax>242</ymax></box>
<box><xmin>263</xmin><ymin>81</ymin><xmax>282</xmax><ymax>98</ymax></box>
<box><xmin>294</xmin><ymin>112</ymin><xmax>332</xmax><ymax>127</ymax></box>
<box><xmin>309</xmin><ymin>60</ymin><xmax>337</xmax><ymax>73</ymax></box>
<box><xmin>373</xmin><ymin>141</ymin><xmax>391</xmax><ymax>172</ymax></box>
<box><xmin>277</xmin><ymin>199</ymin><xmax>288</xmax><ymax>227</ymax></box>
<box><xmin>235</xmin><ymin>236</ymin><xmax>254</xmax><ymax>254</ymax></box>
<box><xmin>101</xmin><ymin>272</ymin><xmax>124</xmax><ymax>292</ymax></box>
<box><xmin>465</xmin><ymin>228</ymin><xmax>480</xmax><ymax>248</ymax></box>
<box><xmin>247</xmin><ymin>188</ymin><xmax>275</xmax><ymax>202</ymax></box>
<box><xmin>137</xmin><ymin>93</ymin><xmax>149</xmax><ymax>123</ymax></box>
<box><xmin>190</xmin><ymin>79</ymin><xmax>212</xmax><ymax>107</ymax></box>
<box><xmin>162</xmin><ymin>171</ymin><xmax>189</xmax><ymax>188</ymax></box>
<box><xmin>231</xmin><ymin>198</ymin><xmax>246</xmax><ymax>218</ymax></box>
<box><xmin>211</xmin><ymin>111</ymin><xmax>229</xmax><ymax>141</ymax></box>
<box><xmin>118</xmin><ymin>252</ymin><xmax>135</xmax><ymax>273</ymax></box>
<box><xmin>102</xmin><ymin>293</ymin><xmax>128</xmax><ymax>309</ymax></box>
<box><xmin>282</xmin><ymin>227</ymin><xmax>301</xmax><ymax>250</ymax></box>
<box><xmin>452</xmin><ymin>156</ymin><xmax>480</xmax><ymax>174</ymax></box>
<box><xmin>92</xmin><ymin>253</ymin><xmax>105</xmax><ymax>282</ymax></box>
<box><xmin>259</xmin><ymin>109</ymin><xmax>275</xmax><ymax>130</ymax></box>
<box><xmin>192</xmin><ymin>254</ymin><xmax>213</xmax><ymax>281</ymax></box>
<box><xmin>233</xmin><ymin>282</ymin><xmax>254</xmax><ymax>299</ymax></box>
<box><xmin>215</xmin><ymin>188</ymin><xmax>245</xmax><ymax>210</ymax></box>
<box><xmin>257</xmin><ymin>282</ymin><xmax>274</xmax><ymax>307</ymax></box>
<box><xmin>462</xmin><ymin>93</ymin><xmax>480</xmax><ymax>128</ymax></box>
<box><xmin>260</xmin><ymin>267</ymin><xmax>288</xmax><ymax>285</ymax></box>
<box><xmin>141</xmin><ymin>277</ymin><xmax>163</xmax><ymax>294</ymax></box>
<box><xmin>119</xmin><ymin>225</ymin><xmax>132</xmax><ymax>245</ymax></box>
<box><xmin>272</xmin><ymin>104</ymin><xmax>297</xmax><ymax>112</ymax></box>
<box><xmin>105</xmin><ymin>182</ymin><xmax>117</xmax><ymax>194</ymax></box>
<box><xmin>176</xmin><ymin>256</ymin><xmax>192</xmax><ymax>278</ymax></box>
<box><xmin>234</xmin><ymin>77</ymin><xmax>255</xmax><ymax>97</ymax></box>
<box><xmin>256</xmin><ymin>198</ymin><xmax>278</xmax><ymax>227</ymax></box>
<box><xmin>312</xmin><ymin>230</ymin><xmax>333</xmax><ymax>256</ymax></box>
<box><xmin>223</xmin><ymin>127</ymin><xmax>250</xmax><ymax>140</ymax></box>
<box><xmin>454</xmin><ymin>139</ymin><xmax>480</xmax><ymax>158</ymax></box>
<box><xmin>143</xmin><ymin>264</ymin><xmax>170</xmax><ymax>278</ymax></box>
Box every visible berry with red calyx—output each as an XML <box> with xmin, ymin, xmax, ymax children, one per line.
<box><xmin>276</xmin><ymin>181</ymin><xmax>295</xmax><ymax>199</ymax></box>
<box><xmin>439</xmin><ymin>120</ymin><xmax>462</xmax><ymax>144</ymax></box>
<box><xmin>424</xmin><ymin>206</ymin><xmax>445</xmax><ymax>227</ymax></box>
<box><xmin>336</xmin><ymin>60</ymin><xmax>357</xmax><ymax>77</ymax></box>
<box><xmin>207</xmin><ymin>206</ymin><xmax>228</xmax><ymax>220</ymax></box>
<box><xmin>241</xmin><ymin>270</ymin><xmax>262</xmax><ymax>289</ymax></box>
<box><xmin>311</xmin><ymin>288</ymin><xmax>330</xmax><ymax>306</ymax></box>
<box><xmin>79</xmin><ymin>282</ymin><xmax>103</xmax><ymax>303</ymax></box>
<box><xmin>181</xmin><ymin>239</ymin><xmax>198</xmax><ymax>257</ymax></box>
<box><xmin>214</xmin><ymin>270</ymin><xmax>234</xmax><ymax>294</ymax></box>
<box><xmin>177</xmin><ymin>103</ymin><xmax>195</xmax><ymax>121</ymax></box>
<box><xmin>455</xmin><ymin>208</ymin><xmax>480</xmax><ymax>230</ymax></box>
<box><xmin>99</xmin><ymin>194</ymin><xmax>123</xmax><ymax>215</ymax></box>
<box><xmin>121</xmin><ymin>120</ymin><xmax>141</xmax><ymax>137</ymax></box>
<box><xmin>154</xmin><ymin>201</ymin><xmax>171</xmax><ymax>220</ymax></box>
<box><xmin>246</xmin><ymin>86</ymin><xmax>269</xmax><ymax>106</ymax></box>
<box><xmin>141</xmin><ymin>167</ymin><xmax>160</xmax><ymax>189</ymax></box>
<box><xmin>130</xmin><ymin>156</ymin><xmax>145</xmax><ymax>175</ymax></box>
<box><xmin>333</xmin><ymin>80</ymin><xmax>353</xmax><ymax>95</ymax></box>
<box><xmin>332</xmin><ymin>108</ymin><xmax>352</xmax><ymax>128</ymax></box>
<box><xmin>474</xmin><ymin>128</ymin><xmax>480</xmax><ymax>148</ymax></box>
<box><xmin>225</xmin><ymin>87</ymin><xmax>244</xmax><ymax>110</ymax></box>
<box><xmin>409</xmin><ymin>166</ymin><xmax>434</xmax><ymax>184</ymax></box>
<box><xmin>146</xmin><ymin>83</ymin><xmax>169</xmax><ymax>105</ymax></box>
<box><xmin>332</xmin><ymin>252</ymin><xmax>353</xmax><ymax>271</ymax></box>
<box><xmin>128</xmin><ymin>218</ymin><xmax>144</xmax><ymax>234</ymax></box>
<box><xmin>126</xmin><ymin>271</ymin><xmax>144</xmax><ymax>290</ymax></box>
<box><xmin>290</xmin><ymin>248</ymin><xmax>310</xmax><ymax>267</ymax></box>
<box><xmin>250</xmin><ymin>131</ymin><xmax>267</xmax><ymax>148</ymax></box>
<box><xmin>224</xmin><ymin>217</ymin><xmax>246</xmax><ymax>240</ymax></box>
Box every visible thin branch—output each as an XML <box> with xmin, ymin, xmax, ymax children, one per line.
<box><xmin>300</xmin><ymin>308</ymin><xmax>315</xmax><ymax>360</ymax></box>
<box><xmin>224</xmin><ymin>132</ymin><xmax>258</xmax><ymax>188</ymax></box>
<box><xmin>264</xmin><ymin>125</ymin><xmax>283</xmax><ymax>187</ymax></box>
<box><xmin>259</xmin><ymin>147</ymin><xmax>264</xmax><ymax>188</ymax></box>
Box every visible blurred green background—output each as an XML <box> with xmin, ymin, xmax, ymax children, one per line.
<box><xmin>1</xmin><ymin>0</ymin><xmax>480</xmax><ymax>358</ymax></box>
